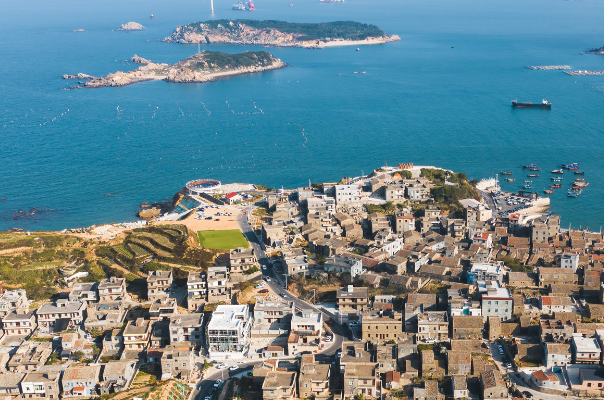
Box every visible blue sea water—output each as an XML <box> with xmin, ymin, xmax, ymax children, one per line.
<box><xmin>1</xmin><ymin>0</ymin><xmax>604</xmax><ymax>231</ymax></box>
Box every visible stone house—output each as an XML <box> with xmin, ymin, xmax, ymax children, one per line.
<box><xmin>343</xmin><ymin>364</ymin><xmax>376</xmax><ymax>399</ymax></box>
<box><xmin>361</xmin><ymin>311</ymin><xmax>403</xmax><ymax>342</ymax></box>
<box><xmin>187</xmin><ymin>271</ymin><xmax>207</xmax><ymax>311</ymax></box>
<box><xmin>539</xmin><ymin>296</ymin><xmax>575</xmax><ymax>314</ymax></box>
<box><xmin>123</xmin><ymin>318</ymin><xmax>151</xmax><ymax>352</ymax></box>
<box><xmin>7</xmin><ymin>342</ymin><xmax>52</xmax><ymax>372</ymax></box>
<box><xmin>447</xmin><ymin>352</ymin><xmax>471</xmax><ymax>376</ymax></box>
<box><xmin>544</xmin><ymin>343</ymin><xmax>572</xmax><ymax>369</ymax></box>
<box><xmin>337</xmin><ymin>286</ymin><xmax>369</xmax><ymax>315</ymax></box>
<box><xmin>262</xmin><ymin>371</ymin><xmax>297</xmax><ymax>400</ymax></box>
<box><xmin>417</xmin><ymin>311</ymin><xmax>449</xmax><ymax>342</ymax></box>
<box><xmin>21</xmin><ymin>371</ymin><xmax>60</xmax><ymax>400</ymax></box>
<box><xmin>69</xmin><ymin>282</ymin><xmax>99</xmax><ymax>303</ymax></box>
<box><xmin>229</xmin><ymin>247</ymin><xmax>258</xmax><ymax>273</ymax></box>
<box><xmin>36</xmin><ymin>300</ymin><xmax>86</xmax><ymax>334</ymax></box>
<box><xmin>0</xmin><ymin>373</ymin><xmax>24</xmax><ymax>399</ymax></box>
<box><xmin>85</xmin><ymin>301</ymin><xmax>126</xmax><ymax>331</ymax></box>
<box><xmin>161</xmin><ymin>343</ymin><xmax>194</xmax><ymax>380</ymax></box>
<box><xmin>207</xmin><ymin>266</ymin><xmax>232</xmax><ymax>303</ymax></box>
<box><xmin>538</xmin><ymin>267</ymin><xmax>577</xmax><ymax>288</ymax></box>
<box><xmin>451</xmin><ymin>315</ymin><xmax>484</xmax><ymax>340</ymax></box>
<box><xmin>61</xmin><ymin>365</ymin><xmax>101</xmax><ymax>398</ymax></box>
<box><xmin>413</xmin><ymin>380</ymin><xmax>443</xmax><ymax>400</ymax></box>
<box><xmin>99</xmin><ymin>360</ymin><xmax>137</xmax><ymax>395</ymax></box>
<box><xmin>480</xmin><ymin>370</ymin><xmax>508</xmax><ymax>400</ymax></box>
<box><xmin>451</xmin><ymin>375</ymin><xmax>468</xmax><ymax>399</ymax></box>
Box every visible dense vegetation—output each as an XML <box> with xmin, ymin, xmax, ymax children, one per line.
<box><xmin>497</xmin><ymin>255</ymin><xmax>533</xmax><ymax>272</ymax></box>
<box><xmin>186</xmin><ymin>20</ymin><xmax>385</xmax><ymax>41</ymax></box>
<box><xmin>184</xmin><ymin>51</ymin><xmax>277</xmax><ymax>72</ymax></box>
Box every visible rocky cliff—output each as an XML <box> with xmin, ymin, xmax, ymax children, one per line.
<box><xmin>64</xmin><ymin>51</ymin><xmax>287</xmax><ymax>89</ymax></box>
<box><xmin>164</xmin><ymin>19</ymin><xmax>399</xmax><ymax>48</ymax></box>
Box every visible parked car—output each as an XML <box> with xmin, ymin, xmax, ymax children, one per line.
<box><xmin>279</xmin><ymin>292</ymin><xmax>287</xmax><ymax>297</ymax></box>
<box><xmin>522</xmin><ymin>391</ymin><xmax>533</xmax><ymax>398</ymax></box>
<box><xmin>259</xmin><ymin>289</ymin><xmax>269</xmax><ymax>293</ymax></box>
<box><xmin>214</xmin><ymin>380</ymin><xmax>222</xmax><ymax>387</ymax></box>
<box><xmin>229</xmin><ymin>366</ymin><xmax>239</xmax><ymax>371</ymax></box>
<box><xmin>325</xmin><ymin>335</ymin><xmax>332</xmax><ymax>342</ymax></box>
<box><xmin>349</xmin><ymin>321</ymin><xmax>359</xmax><ymax>327</ymax></box>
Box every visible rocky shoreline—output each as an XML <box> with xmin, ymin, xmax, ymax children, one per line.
<box><xmin>63</xmin><ymin>51</ymin><xmax>287</xmax><ymax>89</ymax></box>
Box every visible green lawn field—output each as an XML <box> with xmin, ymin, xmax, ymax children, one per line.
<box><xmin>197</xmin><ymin>229</ymin><xmax>249</xmax><ymax>250</ymax></box>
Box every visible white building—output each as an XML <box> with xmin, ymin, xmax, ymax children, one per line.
<box><xmin>479</xmin><ymin>281</ymin><xmax>512</xmax><ymax>322</ymax></box>
<box><xmin>560</xmin><ymin>253</ymin><xmax>580</xmax><ymax>273</ymax></box>
<box><xmin>0</xmin><ymin>289</ymin><xmax>30</xmax><ymax>316</ymax></box>
<box><xmin>324</xmin><ymin>255</ymin><xmax>363</xmax><ymax>278</ymax></box>
<box><xmin>471</xmin><ymin>233</ymin><xmax>493</xmax><ymax>249</ymax></box>
<box><xmin>539</xmin><ymin>296</ymin><xmax>575</xmax><ymax>314</ymax></box>
<box><xmin>470</xmin><ymin>262</ymin><xmax>505</xmax><ymax>284</ymax></box>
<box><xmin>207</xmin><ymin>305</ymin><xmax>251</xmax><ymax>360</ymax></box>
<box><xmin>381</xmin><ymin>237</ymin><xmax>405</xmax><ymax>257</ymax></box>
<box><xmin>335</xmin><ymin>185</ymin><xmax>362</xmax><ymax>205</ymax></box>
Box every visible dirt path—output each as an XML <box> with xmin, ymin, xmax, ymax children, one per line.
<box><xmin>0</xmin><ymin>247</ymin><xmax>31</xmax><ymax>255</ymax></box>
<box><xmin>111</xmin><ymin>263</ymin><xmax>146</xmax><ymax>278</ymax></box>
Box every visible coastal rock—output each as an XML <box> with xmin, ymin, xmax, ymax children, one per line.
<box><xmin>138</xmin><ymin>207</ymin><xmax>161</xmax><ymax>220</ymax></box>
<box><xmin>131</xmin><ymin>54</ymin><xmax>151</xmax><ymax>64</ymax></box>
<box><xmin>117</xmin><ymin>22</ymin><xmax>145</xmax><ymax>31</ymax></box>
<box><xmin>69</xmin><ymin>50</ymin><xmax>286</xmax><ymax>89</ymax></box>
<box><xmin>62</xmin><ymin>73</ymin><xmax>95</xmax><ymax>80</ymax></box>
<box><xmin>164</xmin><ymin>20</ymin><xmax>399</xmax><ymax>48</ymax></box>
<box><xmin>586</xmin><ymin>45</ymin><xmax>604</xmax><ymax>55</ymax></box>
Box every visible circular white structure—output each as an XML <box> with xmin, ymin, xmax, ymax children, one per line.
<box><xmin>186</xmin><ymin>179</ymin><xmax>222</xmax><ymax>195</ymax></box>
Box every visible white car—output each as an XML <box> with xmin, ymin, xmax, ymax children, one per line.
<box><xmin>262</xmin><ymin>266</ymin><xmax>267</xmax><ymax>270</ymax></box>
<box><xmin>214</xmin><ymin>380</ymin><xmax>222</xmax><ymax>387</ymax></box>
<box><xmin>325</xmin><ymin>335</ymin><xmax>332</xmax><ymax>342</ymax></box>
<box><xmin>229</xmin><ymin>365</ymin><xmax>239</xmax><ymax>371</ymax></box>
<box><xmin>349</xmin><ymin>321</ymin><xmax>359</xmax><ymax>327</ymax></box>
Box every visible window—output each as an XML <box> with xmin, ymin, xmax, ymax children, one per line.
<box><xmin>488</xmin><ymin>301</ymin><xmax>491</xmax><ymax>305</ymax></box>
<box><xmin>349</xmin><ymin>381</ymin><xmax>354</xmax><ymax>386</ymax></box>
<box><xmin>495</xmin><ymin>301</ymin><xmax>498</xmax><ymax>305</ymax></box>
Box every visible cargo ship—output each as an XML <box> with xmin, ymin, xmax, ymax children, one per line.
<box><xmin>512</xmin><ymin>99</ymin><xmax>551</xmax><ymax>109</ymax></box>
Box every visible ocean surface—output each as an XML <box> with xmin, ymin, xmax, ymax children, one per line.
<box><xmin>1</xmin><ymin>0</ymin><xmax>604</xmax><ymax>231</ymax></box>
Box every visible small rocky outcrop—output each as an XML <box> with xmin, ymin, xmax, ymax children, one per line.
<box><xmin>73</xmin><ymin>29</ymin><xmax>85</xmax><ymax>33</ymax></box>
<box><xmin>138</xmin><ymin>207</ymin><xmax>161</xmax><ymax>220</ymax></box>
<box><xmin>131</xmin><ymin>54</ymin><xmax>151</xmax><ymax>64</ymax></box>
<box><xmin>62</xmin><ymin>73</ymin><xmax>95</xmax><ymax>80</ymax></box>
<box><xmin>586</xmin><ymin>45</ymin><xmax>604</xmax><ymax>55</ymax></box>
<box><xmin>117</xmin><ymin>22</ymin><xmax>145</xmax><ymax>31</ymax></box>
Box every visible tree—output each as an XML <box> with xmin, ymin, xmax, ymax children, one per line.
<box><xmin>73</xmin><ymin>350</ymin><xmax>85</xmax><ymax>361</ymax></box>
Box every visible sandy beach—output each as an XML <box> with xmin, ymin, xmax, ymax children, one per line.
<box><xmin>304</xmin><ymin>35</ymin><xmax>401</xmax><ymax>49</ymax></box>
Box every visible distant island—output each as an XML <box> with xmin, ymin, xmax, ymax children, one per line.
<box><xmin>117</xmin><ymin>22</ymin><xmax>145</xmax><ymax>31</ymax></box>
<box><xmin>63</xmin><ymin>51</ymin><xmax>286</xmax><ymax>89</ymax></box>
<box><xmin>164</xmin><ymin>19</ymin><xmax>400</xmax><ymax>48</ymax></box>
<box><xmin>586</xmin><ymin>44</ymin><xmax>604</xmax><ymax>55</ymax></box>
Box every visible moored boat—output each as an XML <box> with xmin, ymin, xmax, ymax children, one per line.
<box><xmin>572</xmin><ymin>181</ymin><xmax>589</xmax><ymax>189</ymax></box>
<box><xmin>500</xmin><ymin>171</ymin><xmax>513</xmax><ymax>175</ymax></box>
<box><xmin>568</xmin><ymin>188</ymin><xmax>581</xmax><ymax>197</ymax></box>
<box><xmin>505</xmin><ymin>178</ymin><xmax>516</xmax><ymax>182</ymax></box>
<box><xmin>551</xmin><ymin>169</ymin><xmax>564</xmax><ymax>174</ymax></box>
<box><xmin>530</xmin><ymin>167</ymin><xmax>541</xmax><ymax>171</ymax></box>
<box><xmin>551</xmin><ymin>176</ymin><xmax>563</xmax><ymax>181</ymax></box>
<box><xmin>522</xmin><ymin>180</ymin><xmax>533</xmax><ymax>189</ymax></box>
<box><xmin>550</xmin><ymin>184</ymin><xmax>562</xmax><ymax>189</ymax></box>
<box><xmin>562</xmin><ymin>162</ymin><xmax>579</xmax><ymax>170</ymax></box>
<box><xmin>523</xmin><ymin>163</ymin><xmax>538</xmax><ymax>169</ymax></box>
<box><xmin>512</xmin><ymin>99</ymin><xmax>552</xmax><ymax>109</ymax></box>
<box><xmin>543</xmin><ymin>189</ymin><xmax>554</xmax><ymax>194</ymax></box>
<box><xmin>575</xmin><ymin>171</ymin><xmax>585</xmax><ymax>175</ymax></box>
<box><xmin>528</xmin><ymin>174</ymin><xmax>539</xmax><ymax>177</ymax></box>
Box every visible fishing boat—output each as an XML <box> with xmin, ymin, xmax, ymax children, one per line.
<box><xmin>572</xmin><ymin>181</ymin><xmax>589</xmax><ymax>189</ymax></box>
<box><xmin>575</xmin><ymin>178</ymin><xmax>585</xmax><ymax>182</ymax></box>
<box><xmin>543</xmin><ymin>189</ymin><xmax>554</xmax><ymax>194</ymax></box>
<box><xmin>551</xmin><ymin>177</ymin><xmax>563</xmax><ymax>181</ymax></box>
<box><xmin>530</xmin><ymin>167</ymin><xmax>541</xmax><ymax>171</ymax></box>
<box><xmin>562</xmin><ymin>162</ymin><xmax>579</xmax><ymax>170</ymax></box>
<box><xmin>550</xmin><ymin>184</ymin><xmax>562</xmax><ymax>189</ymax></box>
<box><xmin>500</xmin><ymin>171</ymin><xmax>513</xmax><ymax>175</ymax></box>
<box><xmin>575</xmin><ymin>171</ymin><xmax>585</xmax><ymax>175</ymax></box>
<box><xmin>528</xmin><ymin>174</ymin><xmax>539</xmax><ymax>177</ymax></box>
<box><xmin>505</xmin><ymin>178</ymin><xmax>516</xmax><ymax>182</ymax></box>
<box><xmin>551</xmin><ymin>169</ymin><xmax>564</xmax><ymax>174</ymax></box>
<box><xmin>523</xmin><ymin>164</ymin><xmax>538</xmax><ymax>169</ymax></box>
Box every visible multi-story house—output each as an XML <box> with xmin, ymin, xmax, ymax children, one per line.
<box><xmin>337</xmin><ymin>286</ymin><xmax>369</xmax><ymax>317</ymax></box>
<box><xmin>85</xmin><ymin>301</ymin><xmax>126</xmax><ymax>331</ymax></box>
<box><xmin>335</xmin><ymin>184</ymin><xmax>362</xmax><ymax>205</ymax></box>
<box><xmin>98</xmin><ymin>277</ymin><xmax>128</xmax><ymax>301</ymax></box>
<box><xmin>146</xmin><ymin>270</ymin><xmax>173</xmax><ymax>301</ymax></box>
<box><xmin>394</xmin><ymin>211</ymin><xmax>416</xmax><ymax>234</ymax></box>
<box><xmin>538</xmin><ymin>267</ymin><xmax>577</xmax><ymax>288</ymax></box>
<box><xmin>560</xmin><ymin>253</ymin><xmax>580</xmax><ymax>273</ymax></box>
<box><xmin>161</xmin><ymin>343</ymin><xmax>194</xmax><ymax>380</ymax></box>
<box><xmin>471</xmin><ymin>233</ymin><xmax>493</xmax><ymax>248</ymax></box>
<box><xmin>544</xmin><ymin>343</ymin><xmax>572</xmax><ymax>369</ymax></box>
<box><xmin>262</xmin><ymin>372</ymin><xmax>297</xmax><ymax>400</ymax></box>
<box><xmin>149</xmin><ymin>298</ymin><xmax>177</xmax><ymax>320</ymax></box>
<box><xmin>207</xmin><ymin>266</ymin><xmax>232</xmax><ymax>303</ymax></box>
<box><xmin>2</xmin><ymin>310</ymin><xmax>36</xmax><ymax>336</ymax></box>
<box><xmin>467</xmin><ymin>262</ymin><xmax>505</xmax><ymax>284</ymax></box>
<box><xmin>229</xmin><ymin>247</ymin><xmax>258</xmax><ymax>273</ymax></box>
<box><xmin>479</xmin><ymin>281</ymin><xmax>513</xmax><ymax>322</ymax></box>
<box><xmin>123</xmin><ymin>318</ymin><xmax>151</xmax><ymax>352</ymax></box>
<box><xmin>253</xmin><ymin>300</ymin><xmax>294</xmax><ymax>329</ymax></box>
<box><xmin>0</xmin><ymin>289</ymin><xmax>30</xmax><ymax>316</ymax></box>
<box><xmin>572</xmin><ymin>335</ymin><xmax>601</xmax><ymax>364</ymax></box>
<box><xmin>299</xmin><ymin>354</ymin><xmax>330</xmax><ymax>399</ymax></box>
<box><xmin>21</xmin><ymin>371</ymin><xmax>60</xmax><ymax>400</ymax></box>
<box><xmin>0</xmin><ymin>373</ymin><xmax>25</xmax><ymax>399</ymax></box>
<box><xmin>343</xmin><ymin>364</ymin><xmax>376</xmax><ymax>399</ymax></box>
<box><xmin>69</xmin><ymin>282</ymin><xmax>99</xmax><ymax>303</ymax></box>
<box><xmin>413</xmin><ymin>380</ymin><xmax>443</xmax><ymax>400</ymax></box>
<box><xmin>61</xmin><ymin>365</ymin><xmax>101</xmax><ymax>398</ymax></box>
<box><xmin>187</xmin><ymin>271</ymin><xmax>207</xmax><ymax>311</ymax></box>
<box><xmin>361</xmin><ymin>311</ymin><xmax>403</xmax><ymax>342</ymax></box>
<box><xmin>288</xmin><ymin>310</ymin><xmax>323</xmax><ymax>355</ymax></box>
<box><xmin>169</xmin><ymin>313</ymin><xmax>204</xmax><ymax>345</ymax></box>
<box><xmin>36</xmin><ymin>300</ymin><xmax>86</xmax><ymax>334</ymax></box>
<box><xmin>7</xmin><ymin>342</ymin><xmax>52</xmax><ymax>372</ymax></box>
<box><xmin>103</xmin><ymin>328</ymin><xmax>123</xmax><ymax>354</ymax></box>
<box><xmin>207</xmin><ymin>305</ymin><xmax>251</xmax><ymax>360</ymax></box>
<box><xmin>385</xmin><ymin>184</ymin><xmax>407</xmax><ymax>202</ymax></box>
<box><xmin>417</xmin><ymin>312</ymin><xmax>449</xmax><ymax>342</ymax></box>
<box><xmin>404</xmin><ymin>293</ymin><xmax>438</xmax><ymax>332</ymax></box>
